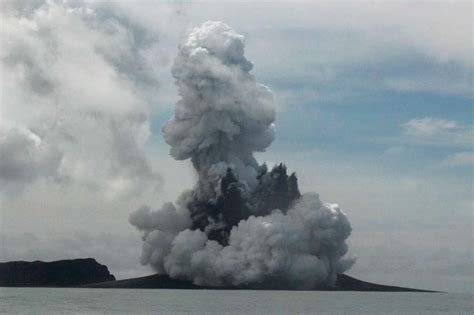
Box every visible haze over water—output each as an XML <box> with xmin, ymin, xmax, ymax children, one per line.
<box><xmin>1</xmin><ymin>288</ymin><xmax>472</xmax><ymax>315</ymax></box>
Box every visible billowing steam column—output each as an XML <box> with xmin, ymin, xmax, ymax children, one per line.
<box><xmin>130</xmin><ymin>21</ymin><xmax>355</xmax><ymax>289</ymax></box>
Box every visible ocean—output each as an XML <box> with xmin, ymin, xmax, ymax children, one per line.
<box><xmin>0</xmin><ymin>288</ymin><xmax>472</xmax><ymax>314</ymax></box>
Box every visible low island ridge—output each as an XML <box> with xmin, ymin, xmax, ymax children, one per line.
<box><xmin>0</xmin><ymin>259</ymin><xmax>435</xmax><ymax>292</ymax></box>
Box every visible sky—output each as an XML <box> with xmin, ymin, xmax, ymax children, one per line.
<box><xmin>0</xmin><ymin>0</ymin><xmax>472</xmax><ymax>293</ymax></box>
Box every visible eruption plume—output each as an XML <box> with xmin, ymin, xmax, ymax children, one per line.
<box><xmin>130</xmin><ymin>21</ymin><xmax>355</xmax><ymax>289</ymax></box>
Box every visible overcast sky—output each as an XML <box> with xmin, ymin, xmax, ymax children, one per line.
<box><xmin>0</xmin><ymin>0</ymin><xmax>472</xmax><ymax>293</ymax></box>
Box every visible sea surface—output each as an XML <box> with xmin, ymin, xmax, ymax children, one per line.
<box><xmin>0</xmin><ymin>288</ymin><xmax>472</xmax><ymax>314</ymax></box>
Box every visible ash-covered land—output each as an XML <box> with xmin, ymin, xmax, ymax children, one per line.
<box><xmin>129</xmin><ymin>21</ymin><xmax>355</xmax><ymax>290</ymax></box>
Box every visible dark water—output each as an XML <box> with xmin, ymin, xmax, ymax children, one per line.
<box><xmin>0</xmin><ymin>288</ymin><xmax>472</xmax><ymax>314</ymax></box>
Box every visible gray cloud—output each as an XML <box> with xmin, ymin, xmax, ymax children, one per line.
<box><xmin>0</xmin><ymin>127</ymin><xmax>61</xmax><ymax>191</ymax></box>
<box><xmin>0</xmin><ymin>0</ymin><xmax>166</xmax><ymax>197</ymax></box>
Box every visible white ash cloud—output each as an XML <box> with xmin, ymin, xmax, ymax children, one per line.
<box><xmin>130</xmin><ymin>21</ymin><xmax>354</xmax><ymax>289</ymax></box>
<box><xmin>163</xmin><ymin>21</ymin><xmax>276</xmax><ymax>195</ymax></box>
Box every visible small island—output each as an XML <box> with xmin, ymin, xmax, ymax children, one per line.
<box><xmin>0</xmin><ymin>258</ymin><xmax>115</xmax><ymax>287</ymax></box>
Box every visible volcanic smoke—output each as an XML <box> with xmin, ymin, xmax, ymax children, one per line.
<box><xmin>130</xmin><ymin>21</ymin><xmax>355</xmax><ymax>289</ymax></box>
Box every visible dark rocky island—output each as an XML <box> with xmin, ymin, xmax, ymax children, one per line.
<box><xmin>0</xmin><ymin>258</ymin><xmax>115</xmax><ymax>287</ymax></box>
<box><xmin>84</xmin><ymin>273</ymin><xmax>434</xmax><ymax>292</ymax></box>
<box><xmin>0</xmin><ymin>259</ymin><xmax>434</xmax><ymax>291</ymax></box>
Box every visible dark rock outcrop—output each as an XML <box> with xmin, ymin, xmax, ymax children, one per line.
<box><xmin>188</xmin><ymin>164</ymin><xmax>302</xmax><ymax>246</ymax></box>
<box><xmin>0</xmin><ymin>258</ymin><xmax>115</xmax><ymax>287</ymax></box>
